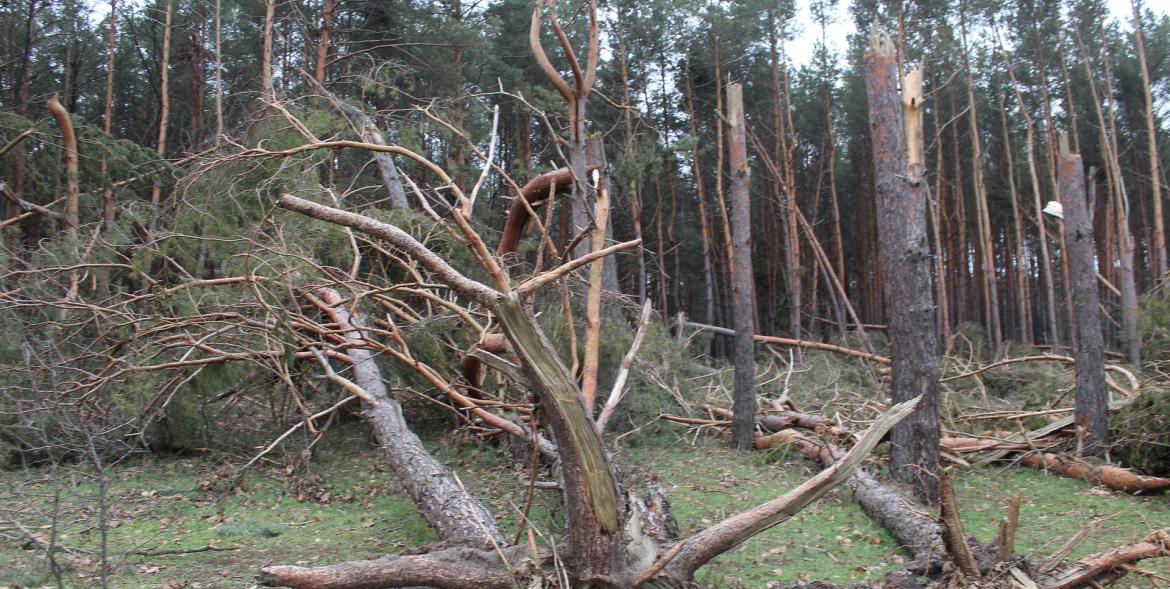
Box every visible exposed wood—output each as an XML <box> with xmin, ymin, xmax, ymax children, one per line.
<box><xmin>496</xmin><ymin>164</ymin><xmax>602</xmax><ymax>256</ymax></box>
<box><xmin>653</xmin><ymin>397</ymin><xmax>922</xmax><ymax>583</ymax></box>
<box><xmin>47</xmin><ymin>94</ymin><xmax>78</xmax><ymax>234</ymax></box>
<box><xmin>998</xmin><ymin>494</ymin><xmax>1022</xmax><ymax>563</ymax></box>
<box><xmin>1040</xmin><ymin>529</ymin><xmax>1170</xmax><ymax>589</ymax></box>
<box><xmin>596</xmin><ymin>300</ymin><xmax>653</xmax><ymax>434</ymax></box>
<box><xmin>1018</xmin><ymin>453</ymin><xmax>1170</xmax><ymax>494</ymax></box>
<box><xmin>314</xmin><ymin>0</ymin><xmax>335</xmax><ymax>85</ymax></box>
<box><xmin>753</xmin><ymin>426</ymin><xmax>945</xmax><ymax>571</ymax></box>
<box><xmin>938</xmin><ymin>469</ymin><xmax>981</xmax><ymax>578</ymax></box>
<box><xmin>580</xmin><ymin>174</ymin><xmax>609</xmax><ymax>411</ymax></box>
<box><xmin>865</xmin><ymin>33</ymin><xmax>940</xmax><ymax>504</ymax></box>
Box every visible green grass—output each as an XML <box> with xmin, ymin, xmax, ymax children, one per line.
<box><xmin>2</xmin><ymin>433</ymin><xmax>1167</xmax><ymax>588</ymax></box>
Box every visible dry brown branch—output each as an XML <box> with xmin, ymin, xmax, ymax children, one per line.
<box><xmin>684</xmin><ymin>321</ymin><xmax>891</xmax><ymax>365</ymax></box>
<box><xmin>1018</xmin><ymin>453</ymin><xmax>1170</xmax><ymax>494</ymax></box>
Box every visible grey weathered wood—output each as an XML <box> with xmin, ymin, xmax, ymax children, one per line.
<box><xmin>726</xmin><ymin>82</ymin><xmax>758</xmax><ymax>451</ymax></box>
<box><xmin>1057</xmin><ymin>141</ymin><xmax>1109</xmax><ymax>456</ymax></box>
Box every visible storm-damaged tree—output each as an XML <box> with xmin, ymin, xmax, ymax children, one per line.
<box><xmin>864</xmin><ymin>31</ymin><xmax>941</xmax><ymax>505</ymax></box>
<box><xmin>247</xmin><ymin>134</ymin><xmax>922</xmax><ymax>587</ymax></box>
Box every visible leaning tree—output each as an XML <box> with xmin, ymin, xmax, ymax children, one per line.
<box><xmin>240</xmin><ymin>136</ymin><xmax>921</xmax><ymax>587</ymax></box>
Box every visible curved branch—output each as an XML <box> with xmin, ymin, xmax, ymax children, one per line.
<box><xmin>545</xmin><ymin>0</ymin><xmax>583</xmax><ymax>92</ymax></box>
<box><xmin>529</xmin><ymin>2</ymin><xmax>573</xmax><ymax>104</ymax></box>
<box><xmin>277</xmin><ymin>195</ymin><xmax>501</xmax><ymax>307</ymax></box>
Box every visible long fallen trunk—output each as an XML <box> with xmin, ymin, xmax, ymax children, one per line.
<box><xmin>755</xmin><ymin>429</ymin><xmax>944</xmax><ymax>570</ymax></box>
<box><xmin>1037</xmin><ymin>529</ymin><xmax>1170</xmax><ymax>589</ymax></box>
<box><xmin>1018</xmin><ymin>452</ymin><xmax>1170</xmax><ymax>494</ymax></box>
<box><xmin>312</xmin><ymin>288</ymin><xmax>506</xmax><ymax>546</ymax></box>
<box><xmin>683</xmin><ymin>321</ymin><xmax>890</xmax><ymax>366</ymax></box>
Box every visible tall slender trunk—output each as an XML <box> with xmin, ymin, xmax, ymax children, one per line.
<box><xmin>1074</xmin><ymin>29</ymin><xmax>1139</xmax><ymax>364</ymax></box>
<box><xmin>961</xmin><ymin>14</ymin><xmax>1001</xmax><ymax>356</ymax></box>
<box><xmin>214</xmin><ymin>0</ymin><xmax>223</xmax><ymax>137</ymax></box>
<box><xmin>726</xmin><ymin>83</ymin><xmax>756</xmax><ymax>451</ymax></box>
<box><xmin>1004</xmin><ymin>53</ymin><xmax>1059</xmax><ymax>346</ymax></box>
<box><xmin>617</xmin><ymin>22</ymin><xmax>646</xmax><ymax>306</ymax></box>
<box><xmin>261</xmin><ymin>0</ymin><xmax>275</xmax><ymax>103</ymax></box>
<box><xmin>101</xmin><ymin>0</ymin><xmax>117</xmax><ymax>230</ymax></box>
<box><xmin>1035</xmin><ymin>31</ymin><xmax>1075</xmax><ymax>346</ymax></box>
<box><xmin>931</xmin><ymin>75</ymin><xmax>952</xmax><ymax>345</ymax></box>
<box><xmin>150</xmin><ymin>0</ymin><xmax>172</xmax><ymax>210</ymax></box>
<box><xmin>866</xmin><ymin>36</ymin><xmax>940</xmax><ymax>505</ymax></box>
<box><xmin>770</xmin><ymin>10</ymin><xmax>801</xmax><ymax>352</ymax></box>
<box><xmin>997</xmin><ymin>77</ymin><xmax>1031</xmax><ymax>345</ymax></box>
<box><xmin>685</xmin><ymin>62</ymin><xmax>716</xmax><ymax>329</ymax></box>
<box><xmin>315</xmin><ymin>0</ymin><xmax>336</xmax><ymax>85</ymax></box>
<box><xmin>1056</xmin><ymin>140</ymin><xmax>1108</xmax><ymax>457</ymax></box>
<box><xmin>1133</xmin><ymin>0</ymin><xmax>1166</xmax><ymax>279</ymax></box>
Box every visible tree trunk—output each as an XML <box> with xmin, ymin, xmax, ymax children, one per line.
<box><xmin>1133</xmin><ymin>0</ymin><xmax>1166</xmax><ymax>278</ymax></box>
<box><xmin>1074</xmin><ymin>29</ymin><xmax>1140</xmax><ymax>365</ymax></box>
<box><xmin>150</xmin><ymin>0</ymin><xmax>172</xmax><ymax>211</ymax></box>
<box><xmin>315</xmin><ymin>0</ymin><xmax>335</xmax><ymax>85</ymax></box>
<box><xmin>47</xmin><ymin>95</ymin><xmax>78</xmax><ymax>237</ymax></box>
<box><xmin>727</xmin><ymin>83</ymin><xmax>757</xmax><ymax>452</ymax></box>
<box><xmin>1057</xmin><ymin>141</ymin><xmax>1109</xmax><ymax>457</ymax></box>
<box><xmin>961</xmin><ymin>15</ymin><xmax>1001</xmax><ymax>357</ymax></box>
<box><xmin>101</xmin><ymin>0</ymin><xmax>117</xmax><ymax>230</ymax></box>
<box><xmin>684</xmin><ymin>62</ymin><xmax>717</xmax><ymax>331</ymax></box>
<box><xmin>310</xmin><ymin>289</ymin><xmax>506</xmax><ymax>546</ymax></box>
<box><xmin>261</xmin><ymin>0</ymin><xmax>276</xmax><ymax>103</ymax></box>
<box><xmin>214</xmin><ymin>0</ymin><xmax>223</xmax><ymax>137</ymax></box>
<box><xmin>865</xmin><ymin>35</ymin><xmax>940</xmax><ymax>505</ymax></box>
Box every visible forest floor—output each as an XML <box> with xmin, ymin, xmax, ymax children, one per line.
<box><xmin>2</xmin><ymin>429</ymin><xmax>1167</xmax><ymax>589</ymax></box>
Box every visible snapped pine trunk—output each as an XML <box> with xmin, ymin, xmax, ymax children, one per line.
<box><xmin>726</xmin><ymin>82</ymin><xmax>757</xmax><ymax>451</ymax></box>
<box><xmin>1057</xmin><ymin>141</ymin><xmax>1109</xmax><ymax>456</ymax></box>
<box><xmin>864</xmin><ymin>33</ymin><xmax>940</xmax><ymax>505</ymax></box>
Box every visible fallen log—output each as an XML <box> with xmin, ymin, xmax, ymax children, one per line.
<box><xmin>1037</xmin><ymin>529</ymin><xmax>1170</xmax><ymax>589</ymax></box>
<box><xmin>682</xmin><ymin>321</ymin><xmax>891</xmax><ymax>366</ymax></box>
<box><xmin>755</xmin><ymin>429</ymin><xmax>945</xmax><ymax>571</ymax></box>
<box><xmin>310</xmin><ymin>288</ymin><xmax>507</xmax><ymax>546</ymax></box>
<box><xmin>972</xmin><ymin>395</ymin><xmax>1138</xmax><ymax>466</ymax></box>
<box><xmin>1018</xmin><ymin>453</ymin><xmax>1170</xmax><ymax>494</ymax></box>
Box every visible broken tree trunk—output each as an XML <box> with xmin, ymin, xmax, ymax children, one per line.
<box><xmin>755</xmin><ymin>428</ymin><xmax>945</xmax><ymax>571</ymax></box>
<box><xmin>496</xmin><ymin>164</ymin><xmax>603</xmax><ymax>256</ymax></box>
<box><xmin>272</xmin><ymin>193</ymin><xmax>923</xmax><ymax>588</ymax></box>
<box><xmin>1057</xmin><ymin>137</ymin><xmax>1109</xmax><ymax>456</ymax></box>
<box><xmin>310</xmin><ymin>288</ymin><xmax>506</xmax><ymax>547</ymax></box>
<box><xmin>1018</xmin><ymin>453</ymin><xmax>1170</xmax><ymax>494</ymax></box>
<box><xmin>865</xmin><ymin>33</ymin><xmax>941</xmax><ymax>504</ymax></box>
<box><xmin>727</xmin><ymin>82</ymin><xmax>757</xmax><ymax>451</ymax></box>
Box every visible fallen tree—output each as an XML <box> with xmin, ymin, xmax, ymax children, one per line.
<box><xmin>257</xmin><ymin>190</ymin><xmax>922</xmax><ymax>588</ymax></box>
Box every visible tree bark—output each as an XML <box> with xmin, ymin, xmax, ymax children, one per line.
<box><xmin>1133</xmin><ymin>0</ymin><xmax>1166</xmax><ymax>278</ymax></box>
<box><xmin>1057</xmin><ymin>141</ymin><xmax>1109</xmax><ymax>457</ymax></box>
<box><xmin>311</xmin><ymin>289</ymin><xmax>506</xmax><ymax>546</ymax></box>
<box><xmin>150</xmin><ymin>0</ymin><xmax>172</xmax><ymax>211</ymax></box>
<box><xmin>726</xmin><ymin>83</ymin><xmax>757</xmax><ymax>451</ymax></box>
<box><xmin>47</xmin><ymin>95</ymin><xmax>78</xmax><ymax>236</ymax></box>
<box><xmin>865</xmin><ymin>35</ymin><xmax>940</xmax><ymax>505</ymax></box>
<box><xmin>314</xmin><ymin>0</ymin><xmax>335</xmax><ymax>85</ymax></box>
